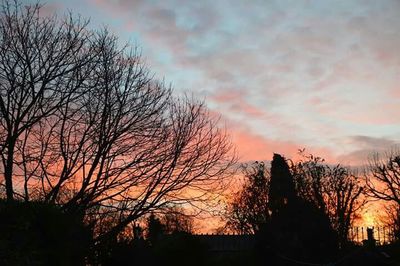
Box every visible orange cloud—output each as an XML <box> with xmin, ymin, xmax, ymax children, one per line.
<box><xmin>228</xmin><ymin>124</ymin><xmax>336</xmax><ymax>163</ymax></box>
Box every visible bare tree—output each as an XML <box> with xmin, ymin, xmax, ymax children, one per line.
<box><xmin>290</xmin><ymin>151</ymin><xmax>327</xmax><ymax>213</ymax></box>
<box><xmin>0</xmin><ymin>1</ymin><xmax>96</xmax><ymax>201</ymax></box>
<box><xmin>291</xmin><ymin>150</ymin><xmax>365</xmax><ymax>247</ymax></box>
<box><xmin>226</xmin><ymin>161</ymin><xmax>270</xmax><ymax>234</ymax></box>
<box><xmin>2</xmin><ymin>2</ymin><xmax>236</xmax><ymax>244</ymax></box>
<box><xmin>365</xmin><ymin>151</ymin><xmax>400</xmax><ymax>241</ymax></box>
<box><xmin>142</xmin><ymin>206</ymin><xmax>194</xmax><ymax>247</ymax></box>
<box><xmin>160</xmin><ymin>206</ymin><xmax>194</xmax><ymax>234</ymax></box>
<box><xmin>379</xmin><ymin>203</ymin><xmax>400</xmax><ymax>242</ymax></box>
<box><xmin>366</xmin><ymin>151</ymin><xmax>400</xmax><ymax>204</ymax></box>
<box><xmin>324</xmin><ymin>166</ymin><xmax>364</xmax><ymax>247</ymax></box>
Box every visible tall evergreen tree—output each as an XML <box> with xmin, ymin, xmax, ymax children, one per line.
<box><xmin>268</xmin><ymin>154</ymin><xmax>296</xmax><ymax>217</ymax></box>
<box><xmin>266</xmin><ymin>153</ymin><xmax>338</xmax><ymax>263</ymax></box>
<box><xmin>147</xmin><ymin>214</ymin><xmax>164</xmax><ymax>246</ymax></box>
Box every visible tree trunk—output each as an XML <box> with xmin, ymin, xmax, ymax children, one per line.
<box><xmin>4</xmin><ymin>138</ymin><xmax>15</xmax><ymax>201</ymax></box>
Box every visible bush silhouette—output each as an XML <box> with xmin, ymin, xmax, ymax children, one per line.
<box><xmin>101</xmin><ymin>238</ymin><xmax>157</xmax><ymax>266</ymax></box>
<box><xmin>0</xmin><ymin>200</ymin><xmax>91</xmax><ymax>266</ymax></box>
<box><xmin>268</xmin><ymin>198</ymin><xmax>338</xmax><ymax>263</ymax></box>
<box><xmin>154</xmin><ymin>231</ymin><xmax>207</xmax><ymax>266</ymax></box>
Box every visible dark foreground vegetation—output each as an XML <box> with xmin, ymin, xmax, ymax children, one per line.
<box><xmin>0</xmin><ymin>200</ymin><xmax>90</xmax><ymax>265</ymax></box>
<box><xmin>1</xmin><ymin>1</ymin><xmax>400</xmax><ymax>265</ymax></box>
<box><xmin>1</xmin><ymin>152</ymin><xmax>400</xmax><ymax>265</ymax></box>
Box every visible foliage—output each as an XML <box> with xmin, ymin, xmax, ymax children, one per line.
<box><xmin>103</xmin><ymin>210</ymin><xmax>200</xmax><ymax>266</ymax></box>
<box><xmin>101</xmin><ymin>238</ymin><xmax>156</xmax><ymax>266</ymax></box>
<box><xmin>226</xmin><ymin>150</ymin><xmax>364</xmax><ymax>255</ymax></box>
<box><xmin>226</xmin><ymin>161</ymin><xmax>270</xmax><ymax>234</ymax></box>
<box><xmin>147</xmin><ymin>207</ymin><xmax>194</xmax><ymax>244</ymax></box>
<box><xmin>147</xmin><ymin>214</ymin><xmax>164</xmax><ymax>246</ymax></box>
<box><xmin>366</xmin><ymin>150</ymin><xmax>400</xmax><ymax>243</ymax></box>
<box><xmin>153</xmin><ymin>231</ymin><xmax>207</xmax><ymax>266</ymax></box>
<box><xmin>268</xmin><ymin>154</ymin><xmax>296</xmax><ymax>217</ymax></box>
<box><xmin>267</xmin><ymin>153</ymin><xmax>338</xmax><ymax>263</ymax></box>
<box><xmin>160</xmin><ymin>206</ymin><xmax>194</xmax><ymax>234</ymax></box>
<box><xmin>0</xmin><ymin>200</ymin><xmax>90</xmax><ymax>266</ymax></box>
<box><xmin>290</xmin><ymin>151</ymin><xmax>327</xmax><ymax>212</ymax></box>
<box><xmin>291</xmin><ymin>149</ymin><xmax>365</xmax><ymax>247</ymax></box>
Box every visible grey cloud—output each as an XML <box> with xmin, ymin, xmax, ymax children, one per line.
<box><xmin>347</xmin><ymin>135</ymin><xmax>397</xmax><ymax>149</ymax></box>
<box><xmin>337</xmin><ymin>136</ymin><xmax>400</xmax><ymax>165</ymax></box>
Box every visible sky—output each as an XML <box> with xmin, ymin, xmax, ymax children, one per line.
<box><xmin>33</xmin><ymin>0</ymin><xmax>400</xmax><ymax>165</ymax></box>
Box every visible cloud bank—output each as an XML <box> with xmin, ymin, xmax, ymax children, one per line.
<box><xmin>39</xmin><ymin>0</ymin><xmax>400</xmax><ymax>164</ymax></box>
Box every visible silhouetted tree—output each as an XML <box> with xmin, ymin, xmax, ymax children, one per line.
<box><xmin>324</xmin><ymin>165</ymin><xmax>364</xmax><ymax>247</ymax></box>
<box><xmin>226</xmin><ymin>161</ymin><xmax>270</xmax><ymax>234</ymax></box>
<box><xmin>268</xmin><ymin>153</ymin><xmax>296</xmax><ymax>217</ymax></box>
<box><xmin>0</xmin><ymin>200</ymin><xmax>90</xmax><ymax>265</ymax></box>
<box><xmin>365</xmin><ymin>151</ymin><xmax>400</xmax><ymax>243</ymax></box>
<box><xmin>267</xmin><ymin>153</ymin><xmax>337</xmax><ymax>264</ymax></box>
<box><xmin>381</xmin><ymin>203</ymin><xmax>400</xmax><ymax>242</ymax></box>
<box><xmin>146</xmin><ymin>207</ymin><xmax>194</xmax><ymax>240</ymax></box>
<box><xmin>143</xmin><ymin>210</ymin><xmax>205</xmax><ymax>266</ymax></box>
<box><xmin>291</xmin><ymin>151</ymin><xmax>327</xmax><ymax>212</ymax></box>
<box><xmin>0</xmin><ymin>1</ymin><xmax>95</xmax><ymax>201</ymax></box>
<box><xmin>291</xmin><ymin>150</ymin><xmax>365</xmax><ymax>248</ymax></box>
<box><xmin>161</xmin><ymin>206</ymin><xmax>194</xmax><ymax>234</ymax></box>
<box><xmin>366</xmin><ymin>151</ymin><xmax>400</xmax><ymax>205</ymax></box>
<box><xmin>0</xmin><ymin>1</ymin><xmax>236</xmax><ymax>247</ymax></box>
<box><xmin>147</xmin><ymin>214</ymin><xmax>164</xmax><ymax>246</ymax></box>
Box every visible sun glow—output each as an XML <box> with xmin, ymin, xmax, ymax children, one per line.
<box><xmin>362</xmin><ymin>212</ymin><xmax>376</xmax><ymax>228</ymax></box>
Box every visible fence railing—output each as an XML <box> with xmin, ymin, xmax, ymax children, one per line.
<box><xmin>348</xmin><ymin>226</ymin><xmax>398</xmax><ymax>245</ymax></box>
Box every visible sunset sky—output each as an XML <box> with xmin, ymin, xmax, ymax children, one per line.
<box><xmin>33</xmin><ymin>0</ymin><xmax>400</xmax><ymax>165</ymax></box>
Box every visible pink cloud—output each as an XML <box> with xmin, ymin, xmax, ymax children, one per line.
<box><xmin>38</xmin><ymin>2</ymin><xmax>63</xmax><ymax>17</ymax></box>
<box><xmin>210</xmin><ymin>89</ymin><xmax>267</xmax><ymax>118</ymax></box>
<box><xmin>389</xmin><ymin>86</ymin><xmax>400</xmax><ymax>98</ymax></box>
<box><xmin>211</xmin><ymin>90</ymin><xmax>245</xmax><ymax>103</ymax></box>
<box><xmin>225</xmin><ymin>120</ymin><xmax>336</xmax><ymax>163</ymax></box>
<box><xmin>81</xmin><ymin>0</ymin><xmax>400</xmax><ymax>166</ymax></box>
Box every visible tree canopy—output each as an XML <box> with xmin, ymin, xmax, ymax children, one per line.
<box><xmin>0</xmin><ymin>1</ymin><xmax>235</xmax><ymax>246</ymax></box>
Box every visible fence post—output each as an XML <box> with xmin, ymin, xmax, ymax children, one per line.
<box><xmin>356</xmin><ymin>227</ymin><xmax>359</xmax><ymax>243</ymax></box>
<box><xmin>377</xmin><ymin>226</ymin><xmax>380</xmax><ymax>245</ymax></box>
<box><xmin>383</xmin><ymin>227</ymin><xmax>386</xmax><ymax>244</ymax></box>
<box><xmin>362</xmin><ymin>227</ymin><xmax>364</xmax><ymax>240</ymax></box>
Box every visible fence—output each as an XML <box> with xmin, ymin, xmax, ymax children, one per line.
<box><xmin>348</xmin><ymin>226</ymin><xmax>398</xmax><ymax>245</ymax></box>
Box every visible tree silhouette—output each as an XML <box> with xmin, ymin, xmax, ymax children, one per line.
<box><xmin>146</xmin><ymin>207</ymin><xmax>194</xmax><ymax>241</ymax></box>
<box><xmin>226</xmin><ymin>161</ymin><xmax>270</xmax><ymax>234</ymax></box>
<box><xmin>268</xmin><ymin>153</ymin><xmax>296</xmax><ymax>217</ymax></box>
<box><xmin>324</xmin><ymin>165</ymin><xmax>364</xmax><ymax>247</ymax></box>
<box><xmin>147</xmin><ymin>214</ymin><xmax>164</xmax><ymax>246</ymax></box>
<box><xmin>0</xmin><ymin>1</ymin><xmax>95</xmax><ymax>201</ymax></box>
<box><xmin>267</xmin><ymin>153</ymin><xmax>337</xmax><ymax>263</ymax></box>
<box><xmin>0</xmin><ymin>200</ymin><xmax>90</xmax><ymax>265</ymax></box>
<box><xmin>291</xmin><ymin>150</ymin><xmax>365</xmax><ymax>248</ymax></box>
<box><xmin>366</xmin><ymin>151</ymin><xmax>400</xmax><ymax>242</ymax></box>
<box><xmin>0</xmin><ymin>1</ymin><xmax>236</xmax><ymax>247</ymax></box>
<box><xmin>161</xmin><ymin>206</ymin><xmax>194</xmax><ymax>234</ymax></box>
<box><xmin>366</xmin><ymin>151</ymin><xmax>400</xmax><ymax>205</ymax></box>
<box><xmin>380</xmin><ymin>203</ymin><xmax>400</xmax><ymax>242</ymax></box>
